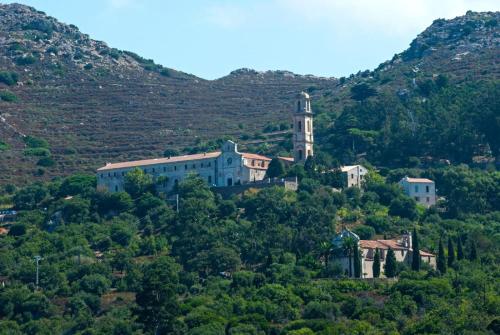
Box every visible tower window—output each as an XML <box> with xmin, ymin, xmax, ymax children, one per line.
<box><xmin>298</xmin><ymin>121</ymin><xmax>302</xmax><ymax>132</ymax></box>
<box><xmin>298</xmin><ymin>150</ymin><xmax>303</xmax><ymax>160</ymax></box>
<box><xmin>307</xmin><ymin>150</ymin><xmax>311</xmax><ymax>157</ymax></box>
<box><xmin>297</xmin><ymin>101</ymin><xmax>301</xmax><ymax>112</ymax></box>
<box><xmin>307</xmin><ymin>120</ymin><xmax>310</xmax><ymax>132</ymax></box>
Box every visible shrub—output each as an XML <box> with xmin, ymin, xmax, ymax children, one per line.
<box><xmin>23</xmin><ymin>148</ymin><xmax>51</xmax><ymax>157</ymax></box>
<box><xmin>37</xmin><ymin>157</ymin><xmax>55</xmax><ymax>167</ymax></box>
<box><xmin>83</xmin><ymin>63</ymin><xmax>93</xmax><ymax>70</ymax></box>
<box><xmin>0</xmin><ymin>71</ymin><xmax>19</xmax><ymax>86</ymax></box>
<box><xmin>24</xmin><ymin>136</ymin><xmax>49</xmax><ymax>148</ymax></box>
<box><xmin>0</xmin><ymin>140</ymin><xmax>10</xmax><ymax>151</ymax></box>
<box><xmin>353</xmin><ymin>225</ymin><xmax>376</xmax><ymax>239</ymax></box>
<box><xmin>15</xmin><ymin>55</ymin><xmax>37</xmax><ymax>66</ymax></box>
<box><xmin>0</xmin><ymin>90</ymin><xmax>18</xmax><ymax>102</ymax></box>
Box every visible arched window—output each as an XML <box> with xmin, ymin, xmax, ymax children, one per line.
<box><xmin>298</xmin><ymin>150</ymin><xmax>303</xmax><ymax>160</ymax></box>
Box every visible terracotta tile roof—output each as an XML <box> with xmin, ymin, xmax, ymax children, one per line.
<box><xmin>360</xmin><ymin>239</ymin><xmax>435</xmax><ymax>257</ymax></box>
<box><xmin>419</xmin><ymin>250</ymin><xmax>435</xmax><ymax>257</ymax></box>
<box><xmin>97</xmin><ymin>151</ymin><xmax>221</xmax><ymax>171</ymax></box>
<box><xmin>403</xmin><ymin>177</ymin><xmax>434</xmax><ymax>183</ymax></box>
<box><xmin>278</xmin><ymin>156</ymin><xmax>294</xmax><ymax>162</ymax></box>
<box><xmin>0</xmin><ymin>227</ymin><xmax>9</xmax><ymax>235</ymax></box>
<box><xmin>241</xmin><ymin>152</ymin><xmax>272</xmax><ymax>161</ymax></box>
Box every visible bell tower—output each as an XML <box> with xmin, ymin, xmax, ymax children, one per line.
<box><xmin>293</xmin><ymin>92</ymin><xmax>314</xmax><ymax>162</ymax></box>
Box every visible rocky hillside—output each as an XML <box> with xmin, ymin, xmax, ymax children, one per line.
<box><xmin>0</xmin><ymin>4</ymin><xmax>336</xmax><ymax>184</ymax></box>
<box><xmin>0</xmin><ymin>4</ymin><xmax>498</xmax><ymax>184</ymax></box>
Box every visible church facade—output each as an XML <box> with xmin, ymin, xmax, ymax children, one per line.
<box><xmin>96</xmin><ymin>92</ymin><xmax>314</xmax><ymax>193</ymax></box>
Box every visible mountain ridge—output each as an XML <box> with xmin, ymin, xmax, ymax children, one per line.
<box><xmin>0</xmin><ymin>3</ymin><xmax>498</xmax><ymax>184</ymax></box>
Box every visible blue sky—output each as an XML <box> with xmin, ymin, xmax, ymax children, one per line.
<box><xmin>3</xmin><ymin>0</ymin><xmax>499</xmax><ymax>79</ymax></box>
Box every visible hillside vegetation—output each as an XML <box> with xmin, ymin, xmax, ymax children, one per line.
<box><xmin>0</xmin><ymin>163</ymin><xmax>498</xmax><ymax>334</ymax></box>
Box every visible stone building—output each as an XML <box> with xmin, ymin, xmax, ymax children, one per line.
<box><xmin>331</xmin><ymin>228</ymin><xmax>436</xmax><ymax>278</ymax></box>
<box><xmin>398</xmin><ymin>176</ymin><xmax>437</xmax><ymax>207</ymax></box>
<box><xmin>341</xmin><ymin>165</ymin><xmax>368</xmax><ymax>188</ymax></box>
<box><xmin>96</xmin><ymin>92</ymin><xmax>314</xmax><ymax>193</ymax></box>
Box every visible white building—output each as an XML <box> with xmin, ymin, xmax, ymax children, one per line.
<box><xmin>97</xmin><ymin>140</ymin><xmax>271</xmax><ymax>193</ymax></box>
<box><xmin>331</xmin><ymin>228</ymin><xmax>436</xmax><ymax>278</ymax></box>
<box><xmin>341</xmin><ymin>165</ymin><xmax>368</xmax><ymax>188</ymax></box>
<box><xmin>96</xmin><ymin>92</ymin><xmax>314</xmax><ymax>193</ymax></box>
<box><xmin>398</xmin><ymin>176</ymin><xmax>437</xmax><ymax>207</ymax></box>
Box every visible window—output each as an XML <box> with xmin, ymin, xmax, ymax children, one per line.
<box><xmin>208</xmin><ymin>162</ymin><xmax>211</xmax><ymax>167</ymax></box>
<box><xmin>297</xmin><ymin>121</ymin><xmax>302</xmax><ymax>132</ymax></box>
<box><xmin>227</xmin><ymin>158</ymin><xmax>232</xmax><ymax>165</ymax></box>
<box><xmin>252</xmin><ymin>160</ymin><xmax>255</xmax><ymax>166</ymax></box>
<box><xmin>208</xmin><ymin>175</ymin><xmax>212</xmax><ymax>183</ymax></box>
<box><xmin>227</xmin><ymin>178</ymin><xmax>233</xmax><ymax>186</ymax></box>
<box><xmin>185</xmin><ymin>164</ymin><xmax>188</xmax><ymax>170</ymax></box>
<box><xmin>298</xmin><ymin>150</ymin><xmax>303</xmax><ymax>160</ymax></box>
<box><xmin>122</xmin><ymin>172</ymin><xmax>125</xmax><ymax>176</ymax></box>
<box><xmin>164</xmin><ymin>167</ymin><xmax>167</xmax><ymax>172</ymax></box>
<box><xmin>115</xmin><ymin>185</ymin><xmax>118</xmax><ymax>192</ymax></box>
<box><xmin>100</xmin><ymin>174</ymin><xmax>104</xmax><ymax>179</ymax></box>
<box><xmin>415</xmin><ymin>196</ymin><xmax>420</xmax><ymax>202</ymax></box>
<box><xmin>426</xmin><ymin>197</ymin><xmax>430</xmax><ymax>203</ymax></box>
<box><xmin>152</xmin><ymin>168</ymin><xmax>155</xmax><ymax>173</ymax></box>
<box><xmin>351</xmin><ymin>174</ymin><xmax>354</xmax><ymax>179</ymax></box>
<box><xmin>415</xmin><ymin>185</ymin><xmax>419</xmax><ymax>192</ymax></box>
<box><xmin>108</xmin><ymin>173</ymin><xmax>111</xmax><ymax>177</ymax></box>
<box><xmin>426</xmin><ymin>185</ymin><xmax>430</xmax><ymax>193</ymax></box>
<box><xmin>307</xmin><ymin>120</ymin><xmax>310</xmax><ymax>132</ymax></box>
<box><xmin>307</xmin><ymin>149</ymin><xmax>311</xmax><ymax>157</ymax></box>
<box><xmin>201</xmin><ymin>163</ymin><xmax>204</xmax><ymax>168</ymax></box>
<box><xmin>297</xmin><ymin>101</ymin><xmax>301</xmax><ymax>112</ymax></box>
<box><xmin>192</xmin><ymin>164</ymin><xmax>196</xmax><ymax>169</ymax></box>
<box><xmin>174</xmin><ymin>166</ymin><xmax>177</xmax><ymax>171</ymax></box>
<box><xmin>401</xmin><ymin>250</ymin><xmax>404</xmax><ymax>256</ymax></box>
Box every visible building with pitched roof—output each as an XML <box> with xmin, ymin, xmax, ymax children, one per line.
<box><xmin>331</xmin><ymin>228</ymin><xmax>436</xmax><ymax>278</ymax></box>
<box><xmin>399</xmin><ymin>176</ymin><xmax>437</xmax><ymax>207</ymax></box>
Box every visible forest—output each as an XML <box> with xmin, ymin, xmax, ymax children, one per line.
<box><xmin>0</xmin><ymin>162</ymin><xmax>499</xmax><ymax>334</ymax></box>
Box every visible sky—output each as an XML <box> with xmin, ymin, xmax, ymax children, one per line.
<box><xmin>2</xmin><ymin>0</ymin><xmax>499</xmax><ymax>79</ymax></box>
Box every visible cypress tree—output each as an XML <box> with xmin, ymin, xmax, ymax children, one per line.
<box><xmin>354</xmin><ymin>244</ymin><xmax>361</xmax><ymax>278</ymax></box>
<box><xmin>437</xmin><ymin>238</ymin><xmax>446</xmax><ymax>274</ymax></box>
<box><xmin>469</xmin><ymin>240</ymin><xmax>478</xmax><ymax>261</ymax></box>
<box><xmin>447</xmin><ymin>237</ymin><xmax>455</xmax><ymax>267</ymax></box>
<box><xmin>266</xmin><ymin>158</ymin><xmax>285</xmax><ymax>178</ymax></box>
<box><xmin>411</xmin><ymin>228</ymin><xmax>420</xmax><ymax>271</ymax></box>
<box><xmin>457</xmin><ymin>236</ymin><xmax>464</xmax><ymax>261</ymax></box>
<box><xmin>373</xmin><ymin>248</ymin><xmax>380</xmax><ymax>278</ymax></box>
<box><xmin>384</xmin><ymin>248</ymin><xmax>397</xmax><ymax>278</ymax></box>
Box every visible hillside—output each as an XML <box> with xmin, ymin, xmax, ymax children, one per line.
<box><xmin>0</xmin><ymin>3</ymin><xmax>336</xmax><ymax>184</ymax></box>
<box><xmin>0</xmin><ymin>4</ymin><xmax>499</xmax><ymax>185</ymax></box>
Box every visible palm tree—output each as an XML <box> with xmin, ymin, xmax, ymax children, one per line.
<box><xmin>319</xmin><ymin>241</ymin><xmax>332</xmax><ymax>268</ymax></box>
<box><xmin>342</xmin><ymin>237</ymin><xmax>357</xmax><ymax>277</ymax></box>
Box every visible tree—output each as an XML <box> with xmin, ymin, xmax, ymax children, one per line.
<box><xmin>123</xmin><ymin>168</ymin><xmax>153</xmax><ymax>198</ymax></box>
<box><xmin>135</xmin><ymin>256</ymin><xmax>181</xmax><ymax>334</ymax></box>
<box><xmin>411</xmin><ymin>228</ymin><xmax>420</xmax><ymax>271</ymax></box>
<box><xmin>437</xmin><ymin>238</ymin><xmax>446</xmax><ymax>274</ymax></box>
<box><xmin>373</xmin><ymin>248</ymin><xmax>380</xmax><ymax>278</ymax></box>
<box><xmin>266</xmin><ymin>158</ymin><xmax>285</xmax><ymax>178</ymax></box>
<box><xmin>304</xmin><ymin>156</ymin><xmax>317</xmax><ymax>177</ymax></box>
<box><xmin>389</xmin><ymin>196</ymin><xmax>418</xmax><ymax>220</ymax></box>
<box><xmin>342</xmin><ymin>237</ymin><xmax>357</xmax><ymax>277</ymax></box>
<box><xmin>447</xmin><ymin>237</ymin><xmax>455</xmax><ymax>267</ymax></box>
<box><xmin>457</xmin><ymin>236</ymin><xmax>464</xmax><ymax>261</ymax></box>
<box><xmin>350</xmin><ymin>83</ymin><xmax>377</xmax><ymax>101</ymax></box>
<box><xmin>353</xmin><ymin>244</ymin><xmax>362</xmax><ymax>278</ymax></box>
<box><xmin>384</xmin><ymin>248</ymin><xmax>397</xmax><ymax>278</ymax></box>
<box><xmin>468</xmin><ymin>240</ymin><xmax>478</xmax><ymax>261</ymax></box>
